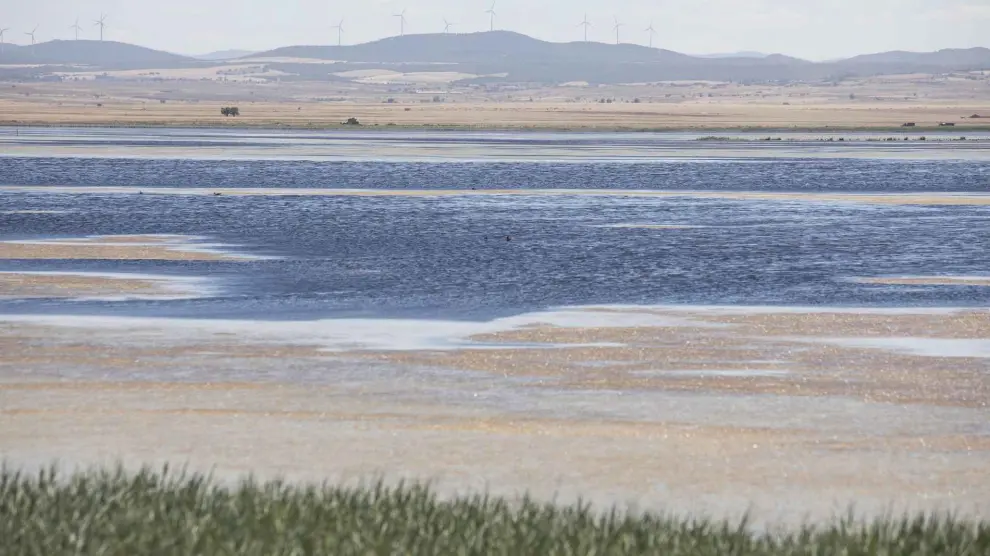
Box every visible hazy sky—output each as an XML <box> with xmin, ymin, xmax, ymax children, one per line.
<box><xmin>2</xmin><ymin>0</ymin><xmax>989</xmax><ymax>59</ymax></box>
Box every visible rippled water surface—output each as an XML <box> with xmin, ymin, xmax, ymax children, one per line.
<box><xmin>1</xmin><ymin>128</ymin><xmax>988</xmax><ymax>319</ymax></box>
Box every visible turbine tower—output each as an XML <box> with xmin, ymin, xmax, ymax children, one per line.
<box><xmin>0</xmin><ymin>28</ymin><xmax>9</xmax><ymax>54</ymax></box>
<box><xmin>485</xmin><ymin>1</ymin><xmax>496</xmax><ymax>32</ymax></box>
<box><xmin>332</xmin><ymin>18</ymin><xmax>344</xmax><ymax>46</ymax></box>
<box><xmin>393</xmin><ymin>9</ymin><xmax>407</xmax><ymax>36</ymax></box>
<box><xmin>645</xmin><ymin>21</ymin><xmax>656</xmax><ymax>48</ymax></box>
<box><xmin>443</xmin><ymin>18</ymin><xmax>453</xmax><ymax>34</ymax></box>
<box><xmin>612</xmin><ymin>16</ymin><xmax>623</xmax><ymax>45</ymax></box>
<box><xmin>578</xmin><ymin>13</ymin><xmax>591</xmax><ymax>42</ymax></box>
<box><xmin>70</xmin><ymin>17</ymin><xmax>83</xmax><ymax>41</ymax></box>
<box><xmin>94</xmin><ymin>14</ymin><xmax>107</xmax><ymax>41</ymax></box>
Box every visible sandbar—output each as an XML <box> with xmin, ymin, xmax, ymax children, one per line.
<box><xmin>0</xmin><ymin>234</ymin><xmax>257</xmax><ymax>261</ymax></box>
<box><xmin>4</xmin><ymin>186</ymin><xmax>990</xmax><ymax>206</ymax></box>
<box><xmin>854</xmin><ymin>276</ymin><xmax>990</xmax><ymax>287</ymax></box>
<box><xmin>0</xmin><ymin>271</ymin><xmax>208</xmax><ymax>300</ymax></box>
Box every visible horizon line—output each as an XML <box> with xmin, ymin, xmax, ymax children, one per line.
<box><xmin>0</xmin><ymin>30</ymin><xmax>986</xmax><ymax>64</ymax></box>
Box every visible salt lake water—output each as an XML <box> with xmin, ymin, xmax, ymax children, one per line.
<box><xmin>1</xmin><ymin>127</ymin><xmax>989</xmax><ymax>320</ymax></box>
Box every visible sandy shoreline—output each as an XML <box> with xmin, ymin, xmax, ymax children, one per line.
<box><xmin>1</xmin><ymin>304</ymin><xmax>987</xmax><ymax>524</ymax></box>
<box><xmin>0</xmin><ymin>234</ymin><xmax>260</xmax><ymax>261</ymax></box>
<box><xmin>0</xmin><ymin>271</ymin><xmax>209</xmax><ymax>300</ymax></box>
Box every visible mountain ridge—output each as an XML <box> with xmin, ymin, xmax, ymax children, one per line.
<box><xmin>0</xmin><ymin>32</ymin><xmax>987</xmax><ymax>84</ymax></box>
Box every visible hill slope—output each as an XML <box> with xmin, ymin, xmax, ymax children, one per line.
<box><xmin>0</xmin><ymin>40</ymin><xmax>194</xmax><ymax>68</ymax></box>
<box><xmin>253</xmin><ymin>31</ymin><xmax>802</xmax><ymax>67</ymax></box>
<box><xmin>1</xmin><ymin>33</ymin><xmax>987</xmax><ymax>84</ymax></box>
<box><xmin>193</xmin><ymin>49</ymin><xmax>257</xmax><ymax>61</ymax></box>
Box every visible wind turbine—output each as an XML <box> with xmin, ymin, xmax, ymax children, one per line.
<box><xmin>393</xmin><ymin>9</ymin><xmax>407</xmax><ymax>36</ymax></box>
<box><xmin>0</xmin><ymin>28</ymin><xmax>9</xmax><ymax>54</ymax></box>
<box><xmin>577</xmin><ymin>13</ymin><xmax>591</xmax><ymax>42</ymax></box>
<box><xmin>70</xmin><ymin>17</ymin><xmax>83</xmax><ymax>40</ymax></box>
<box><xmin>485</xmin><ymin>1</ymin><xmax>496</xmax><ymax>32</ymax></box>
<box><xmin>94</xmin><ymin>14</ymin><xmax>107</xmax><ymax>41</ymax></box>
<box><xmin>443</xmin><ymin>18</ymin><xmax>453</xmax><ymax>34</ymax></box>
<box><xmin>331</xmin><ymin>18</ymin><xmax>344</xmax><ymax>46</ymax></box>
<box><xmin>645</xmin><ymin>21</ymin><xmax>656</xmax><ymax>48</ymax></box>
<box><xmin>25</xmin><ymin>25</ymin><xmax>38</xmax><ymax>46</ymax></box>
<box><xmin>612</xmin><ymin>16</ymin><xmax>623</xmax><ymax>45</ymax></box>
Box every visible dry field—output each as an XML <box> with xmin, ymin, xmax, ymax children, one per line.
<box><xmin>2</xmin><ymin>71</ymin><xmax>989</xmax><ymax>129</ymax></box>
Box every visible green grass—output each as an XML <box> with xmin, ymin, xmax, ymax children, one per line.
<box><xmin>1</xmin><ymin>466</ymin><xmax>988</xmax><ymax>555</ymax></box>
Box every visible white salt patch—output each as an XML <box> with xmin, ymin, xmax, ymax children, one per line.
<box><xmin>0</xmin><ymin>305</ymin><xmax>983</xmax><ymax>353</ymax></box>
<box><xmin>813</xmin><ymin>337</ymin><xmax>990</xmax><ymax>359</ymax></box>
<box><xmin>639</xmin><ymin>305</ymin><xmax>972</xmax><ymax>316</ymax></box>
<box><xmin>631</xmin><ymin>369</ymin><xmax>792</xmax><ymax>378</ymax></box>
<box><xmin>596</xmin><ymin>224</ymin><xmax>707</xmax><ymax>230</ymax></box>
<box><xmin>849</xmin><ymin>275</ymin><xmax>990</xmax><ymax>286</ymax></box>
<box><xmin>0</xmin><ymin>306</ymin><xmax>717</xmax><ymax>352</ymax></box>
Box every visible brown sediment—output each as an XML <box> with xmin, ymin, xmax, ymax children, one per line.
<box><xmin>0</xmin><ymin>243</ymin><xmax>231</xmax><ymax>261</ymax></box>
<box><xmin>1</xmin><ymin>309</ymin><xmax>988</xmax><ymax>408</ymax></box>
<box><xmin>855</xmin><ymin>276</ymin><xmax>990</xmax><ymax>287</ymax></box>
<box><xmin>0</xmin><ymin>273</ymin><xmax>164</xmax><ymax>298</ymax></box>
<box><xmin>0</xmin><ymin>234</ymin><xmax>254</xmax><ymax>261</ymax></box>
<box><xmin>359</xmin><ymin>309</ymin><xmax>990</xmax><ymax>407</ymax></box>
<box><xmin>0</xmin><ymin>332</ymin><xmax>327</xmax><ymax>370</ymax></box>
<box><xmin>1</xmin><ymin>313</ymin><xmax>988</xmax><ymax>524</ymax></box>
<box><xmin>1</xmin><ymin>391</ymin><xmax>988</xmax><ymax>520</ymax></box>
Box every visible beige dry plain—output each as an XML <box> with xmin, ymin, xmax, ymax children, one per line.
<box><xmin>2</xmin><ymin>71</ymin><xmax>990</xmax><ymax>129</ymax></box>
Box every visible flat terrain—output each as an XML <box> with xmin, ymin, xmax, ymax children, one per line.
<box><xmin>2</xmin><ymin>131</ymin><xmax>988</xmax><ymax>528</ymax></box>
<box><xmin>2</xmin><ymin>72</ymin><xmax>989</xmax><ymax>129</ymax></box>
<box><xmin>2</xmin><ymin>305</ymin><xmax>988</xmax><ymax>527</ymax></box>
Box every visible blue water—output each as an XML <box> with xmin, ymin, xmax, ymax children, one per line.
<box><xmin>1</xmin><ymin>131</ymin><xmax>989</xmax><ymax>320</ymax></box>
<box><xmin>2</xmin><ymin>157</ymin><xmax>990</xmax><ymax>192</ymax></box>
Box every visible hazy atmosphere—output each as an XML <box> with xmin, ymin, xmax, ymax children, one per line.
<box><xmin>3</xmin><ymin>0</ymin><xmax>989</xmax><ymax>59</ymax></box>
<box><xmin>3</xmin><ymin>0</ymin><xmax>990</xmax><ymax>550</ymax></box>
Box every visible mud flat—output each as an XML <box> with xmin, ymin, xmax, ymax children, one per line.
<box><xmin>854</xmin><ymin>276</ymin><xmax>990</xmax><ymax>287</ymax></box>
<box><xmin>0</xmin><ymin>271</ymin><xmax>210</xmax><ymax>300</ymax></box>
<box><xmin>0</xmin><ymin>234</ymin><xmax>261</xmax><ymax>261</ymax></box>
<box><xmin>1</xmin><ymin>305</ymin><xmax>988</xmax><ymax>525</ymax></box>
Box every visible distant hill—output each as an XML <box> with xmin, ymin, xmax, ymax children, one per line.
<box><xmin>844</xmin><ymin>47</ymin><xmax>990</xmax><ymax>66</ymax></box>
<box><xmin>695</xmin><ymin>51</ymin><xmax>772</xmax><ymax>59</ymax></box>
<box><xmin>193</xmin><ymin>49</ymin><xmax>257</xmax><ymax>61</ymax></box>
<box><xmin>0</xmin><ymin>40</ymin><xmax>194</xmax><ymax>69</ymax></box>
<box><xmin>255</xmin><ymin>31</ymin><xmax>791</xmax><ymax>66</ymax></box>
<box><xmin>252</xmin><ymin>31</ymin><xmax>823</xmax><ymax>83</ymax></box>
<box><xmin>1</xmin><ymin>33</ymin><xmax>988</xmax><ymax>84</ymax></box>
